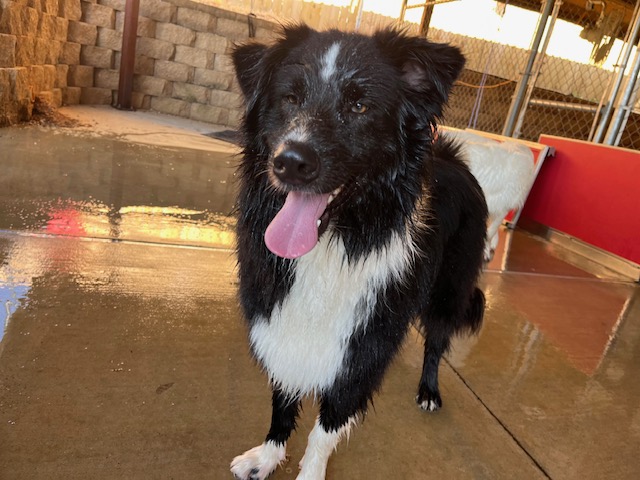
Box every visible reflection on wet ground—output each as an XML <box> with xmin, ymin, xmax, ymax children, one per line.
<box><xmin>0</xmin><ymin>127</ymin><xmax>238</xmax><ymax>249</ymax></box>
<box><xmin>1</xmin><ymin>124</ymin><xmax>639</xmax><ymax>479</ymax></box>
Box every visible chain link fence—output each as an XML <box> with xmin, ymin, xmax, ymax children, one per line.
<box><xmin>206</xmin><ymin>0</ymin><xmax>640</xmax><ymax>149</ymax></box>
<box><xmin>426</xmin><ymin>0</ymin><xmax>640</xmax><ymax>150</ymax></box>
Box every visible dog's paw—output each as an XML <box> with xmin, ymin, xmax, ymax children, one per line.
<box><xmin>296</xmin><ymin>470</ymin><xmax>325</xmax><ymax>480</ymax></box>
<box><xmin>296</xmin><ymin>459</ymin><xmax>326</xmax><ymax>480</ymax></box>
<box><xmin>483</xmin><ymin>244</ymin><xmax>495</xmax><ymax>263</ymax></box>
<box><xmin>415</xmin><ymin>392</ymin><xmax>442</xmax><ymax>412</ymax></box>
<box><xmin>230</xmin><ymin>442</ymin><xmax>286</xmax><ymax>480</ymax></box>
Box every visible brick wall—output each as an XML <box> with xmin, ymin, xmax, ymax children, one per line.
<box><xmin>0</xmin><ymin>0</ymin><xmax>277</xmax><ymax>127</ymax></box>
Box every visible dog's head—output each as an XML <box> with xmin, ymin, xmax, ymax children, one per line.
<box><xmin>232</xmin><ymin>25</ymin><xmax>464</xmax><ymax>258</ymax></box>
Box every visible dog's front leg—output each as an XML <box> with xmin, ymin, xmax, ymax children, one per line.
<box><xmin>231</xmin><ymin>388</ymin><xmax>300</xmax><ymax>480</ymax></box>
<box><xmin>298</xmin><ymin>387</ymin><xmax>363</xmax><ymax>480</ymax></box>
<box><xmin>297</xmin><ymin>415</ymin><xmax>355</xmax><ymax>480</ymax></box>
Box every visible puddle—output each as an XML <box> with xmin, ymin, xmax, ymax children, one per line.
<box><xmin>0</xmin><ymin>283</ymin><xmax>30</xmax><ymax>345</ymax></box>
<box><xmin>0</xmin><ymin>126</ymin><xmax>239</xmax><ymax>249</ymax></box>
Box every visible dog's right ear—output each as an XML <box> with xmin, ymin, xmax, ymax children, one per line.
<box><xmin>232</xmin><ymin>25</ymin><xmax>313</xmax><ymax>112</ymax></box>
<box><xmin>232</xmin><ymin>42</ymin><xmax>269</xmax><ymax>109</ymax></box>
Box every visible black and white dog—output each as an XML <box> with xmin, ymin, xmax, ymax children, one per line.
<box><xmin>230</xmin><ymin>25</ymin><xmax>487</xmax><ymax>480</ymax></box>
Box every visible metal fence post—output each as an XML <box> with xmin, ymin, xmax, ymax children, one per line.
<box><xmin>355</xmin><ymin>0</ymin><xmax>365</xmax><ymax>31</ymax></box>
<box><xmin>592</xmin><ymin>1</ymin><xmax>640</xmax><ymax>143</ymax></box>
<box><xmin>606</xmin><ymin>42</ymin><xmax>640</xmax><ymax>145</ymax></box>
<box><xmin>502</xmin><ymin>0</ymin><xmax>555</xmax><ymax>137</ymax></box>
<box><xmin>512</xmin><ymin>0</ymin><xmax>563</xmax><ymax>139</ymax></box>
<box><xmin>419</xmin><ymin>3</ymin><xmax>434</xmax><ymax>36</ymax></box>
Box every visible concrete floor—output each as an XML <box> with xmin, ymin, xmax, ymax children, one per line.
<box><xmin>1</xmin><ymin>108</ymin><xmax>639</xmax><ymax>479</ymax></box>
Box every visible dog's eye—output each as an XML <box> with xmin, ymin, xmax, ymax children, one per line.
<box><xmin>284</xmin><ymin>94</ymin><xmax>299</xmax><ymax>105</ymax></box>
<box><xmin>351</xmin><ymin>102</ymin><xmax>368</xmax><ymax>114</ymax></box>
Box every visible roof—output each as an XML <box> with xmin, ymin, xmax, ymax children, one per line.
<box><xmin>504</xmin><ymin>0</ymin><xmax>637</xmax><ymax>37</ymax></box>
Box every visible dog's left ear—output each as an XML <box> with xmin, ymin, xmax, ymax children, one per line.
<box><xmin>400</xmin><ymin>41</ymin><xmax>465</xmax><ymax>102</ymax></box>
<box><xmin>375</xmin><ymin>29</ymin><xmax>465</xmax><ymax>114</ymax></box>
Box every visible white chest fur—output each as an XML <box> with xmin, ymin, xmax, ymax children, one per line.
<box><xmin>249</xmin><ymin>231</ymin><xmax>416</xmax><ymax>397</ymax></box>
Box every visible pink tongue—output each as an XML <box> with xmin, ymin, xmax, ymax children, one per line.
<box><xmin>265</xmin><ymin>191</ymin><xmax>330</xmax><ymax>259</ymax></box>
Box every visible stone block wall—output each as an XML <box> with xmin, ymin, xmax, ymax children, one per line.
<box><xmin>0</xmin><ymin>0</ymin><xmax>277</xmax><ymax>127</ymax></box>
<box><xmin>1</xmin><ymin>0</ymin><xmax>72</xmax><ymax>124</ymax></box>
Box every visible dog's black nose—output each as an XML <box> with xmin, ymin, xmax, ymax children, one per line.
<box><xmin>272</xmin><ymin>143</ymin><xmax>320</xmax><ymax>185</ymax></box>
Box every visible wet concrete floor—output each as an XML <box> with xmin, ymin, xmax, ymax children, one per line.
<box><xmin>1</xmin><ymin>121</ymin><xmax>639</xmax><ymax>479</ymax></box>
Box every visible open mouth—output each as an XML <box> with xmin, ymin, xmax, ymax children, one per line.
<box><xmin>264</xmin><ymin>184</ymin><xmax>354</xmax><ymax>259</ymax></box>
<box><xmin>317</xmin><ymin>187</ymin><xmax>341</xmax><ymax>234</ymax></box>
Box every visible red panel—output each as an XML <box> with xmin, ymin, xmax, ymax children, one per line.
<box><xmin>522</xmin><ymin>135</ymin><xmax>640</xmax><ymax>264</ymax></box>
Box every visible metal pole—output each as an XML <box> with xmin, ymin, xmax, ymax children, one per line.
<box><xmin>399</xmin><ymin>0</ymin><xmax>408</xmax><ymax>23</ymax></box>
<box><xmin>588</xmin><ymin>0</ymin><xmax>640</xmax><ymax>141</ymax></box>
<box><xmin>115</xmin><ymin>0</ymin><xmax>140</xmax><ymax>110</ymax></box>
<box><xmin>606</xmin><ymin>43</ymin><xmax>640</xmax><ymax>145</ymax></box>
<box><xmin>355</xmin><ymin>0</ymin><xmax>364</xmax><ymax>32</ymax></box>
<box><xmin>355</xmin><ymin>0</ymin><xmax>365</xmax><ymax>31</ymax></box>
<box><xmin>528</xmin><ymin>98</ymin><xmax>599</xmax><ymax>113</ymax></box>
<box><xmin>419</xmin><ymin>4</ymin><xmax>434</xmax><ymax>37</ymax></box>
<box><xmin>615</xmin><ymin>79</ymin><xmax>640</xmax><ymax>147</ymax></box>
<box><xmin>593</xmin><ymin>1</ymin><xmax>640</xmax><ymax>142</ymax></box>
<box><xmin>512</xmin><ymin>0</ymin><xmax>562</xmax><ymax>139</ymax></box>
<box><xmin>502</xmin><ymin>0</ymin><xmax>555</xmax><ymax>137</ymax></box>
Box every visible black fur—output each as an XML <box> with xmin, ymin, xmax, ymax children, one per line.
<box><xmin>231</xmin><ymin>25</ymin><xmax>487</xmax><ymax>477</ymax></box>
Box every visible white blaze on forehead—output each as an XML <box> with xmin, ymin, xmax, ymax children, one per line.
<box><xmin>282</xmin><ymin>124</ymin><xmax>309</xmax><ymax>143</ymax></box>
<box><xmin>320</xmin><ymin>42</ymin><xmax>341</xmax><ymax>82</ymax></box>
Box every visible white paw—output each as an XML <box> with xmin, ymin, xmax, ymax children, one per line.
<box><xmin>483</xmin><ymin>243</ymin><xmax>494</xmax><ymax>262</ymax></box>
<box><xmin>230</xmin><ymin>441</ymin><xmax>286</xmax><ymax>480</ymax></box>
<box><xmin>296</xmin><ymin>453</ymin><xmax>326</xmax><ymax>480</ymax></box>
<box><xmin>490</xmin><ymin>233</ymin><xmax>499</xmax><ymax>251</ymax></box>
<box><xmin>296</xmin><ymin>466</ymin><xmax>326</xmax><ymax>480</ymax></box>
<box><xmin>419</xmin><ymin>399</ymin><xmax>440</xmax><ymax>412</ymax></box>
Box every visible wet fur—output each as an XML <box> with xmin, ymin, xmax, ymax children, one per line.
<box><xmin>230</xmin><ymin>25</ymin><xmax>487</xmax><ymax>479</ymax></box>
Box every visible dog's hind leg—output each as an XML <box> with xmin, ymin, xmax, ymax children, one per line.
<box><xmin>416</xmin><ymin>285</ymin><xmax>485</xmax><ymax>412</ymax></box>
<box><xmin>416</xmin><ymin>324</ymin><xmax>452</xmax><ymax>412</ymax></box>
<box><xmin>485</xmin><ymin>212</ymin><xmax>506</xmax><ymax>262</ymax></box>
<box><xmin>231</xmin><ymin>388</ymin><xmax>300</xmax><ymax>480</ymax></box>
